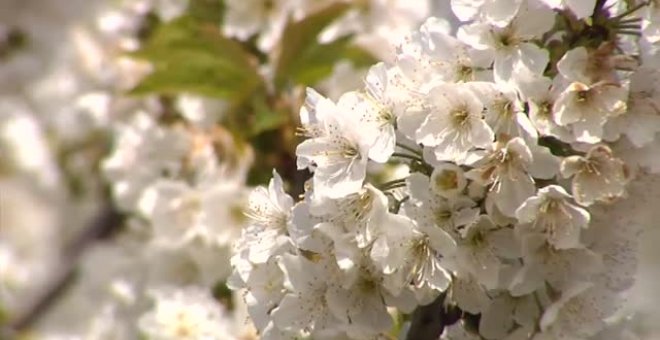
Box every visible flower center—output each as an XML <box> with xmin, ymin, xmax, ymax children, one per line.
<box><xmin>434</xmin><ymin>169</ymin><xmax>459</xmax><ymax>191</ymax></box>
<box><xmin>538</xmin><ymin>100</ymin><xmax>553</xmax><ymax>120</ymax></box>
<box><xmin>456</xmin><ymin>64</ymin><xmax>474</xmax><ymax>82</ymax></box>
<box><xmin>576</xmin><ymin>89</ymin><xmax>591</xmax><ymax>103</ymax></box>
<box><xmin>357</xmin><ymin>275</ymin><xmax>379</xmax><ymax>293</ymax></box>
<box><xmin>343</xmin><ymin>144</ymin><xmax>359</xmax><ymax>158</ymax></box>
<box><xmin>451</xmin><ymin>105</ymin><xmax>471</xmax><ymax>128</ymax></box>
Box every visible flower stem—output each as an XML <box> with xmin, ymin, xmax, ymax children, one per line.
<box><xmin>396</xmin><ymin>142</ymin><xmax>423</xmax><ymax>156</ymax></box>
<box><xmin>617</xmin><ymin>17</ymin><xmax>642</xmax><ymax>24</ymax></box>
<box><xmin>611</xmin><ymin>1</ymin><xmax>649</xmax><ymax>21</ymax></box>
<box><xmin>391</xmin><ymin>152</ymin><xmax>424</xmax><ymax>162</ymax></box>
<box><xmin>406</xmin><ymin>293</ymin><xmax>448</xmax><ymax>340</ymax></box>
<box><xmin>379</xmin><ymin>178</ymin><xmax>407</xmax><ymax>191</ymax></box>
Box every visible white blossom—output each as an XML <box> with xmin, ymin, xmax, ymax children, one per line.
<box><xmin>325</xmin><ymin>262</ymin><xmax>395</xmax><ymax>339</ymax></box>
<box><xmin>451</xmin><ymin>0</ymin><xmax>523</xmax><ymax>27</ymax></box>
<box><xmin>560</xmin><ymin>145</ymin><xmax>629</xmax><ymax>206</ymax></box>
<box><xmin>466</xmin><ymin>137</ymin><xmax>536</xmax><ymax>217</ymax></box>
<box><xmin>138</xmin><ymin>178</ymin><xmax>246</xmax><ymax>247</ymax></box>
<box><xmin>478</xmin><ymin>292</ymin><xmax>540</xmax><ymax>339</ymax></box>
<box><xmin>415</xmin><ymin>82</ymin><xmax>494</xmax><ymax>163</ymax></box>
<box><xmin>270</xmin><ymin>253</ymin><xmax>343</xmax><ymax>337</ymax></box>
<box><xmin>296</xmin><ymin>93</ymin><xmax>371</xmax><ymax>198</ymax></box>
<box><xmin>605</xmin><ymin>67</ymin><xmax>660</xmax><ymax>147</ymax></box>
<box><xmin>430</xmin><ymin>162</ymin><xmax>468</xmax><ymax>198</ymax></box>
<box><xmin>539</xmin><ymin>0</ymin><xmax>596</xmax><ymax>19</ymax></box>
<box><xmin>339</xmin><ymin>62</ymin><xmax>406</xmax><ymax>163</ymax></box>
<box><xmin>539</xmin><ymin>282</ymin><xmax>620</xmax><ymax>338</ymax></box>
<box><xmin>450</xmin><ymin>271</ymin><xmax>492</xmax><ymax>314</ymax></box>
<box><xmin>138</xmin><ymin>286</ymin><xmax>234</xmax><ymax>340</ymax></box>
<box><xmin>450</xmin><ymin>215</ymin><xmax>520</xmax><ymax>289</ymax></box>
<box><xmin>510</xmin><ymin>234</ymin><xmax>603</xmax><ymax>294</ymax></box>
<box><xmin>414</xmin><ymin>17</ymin><xmax>493</xmax><ymax>83</ymax></box>
<box><xmin>457</xmin><ymin>1</ymin><xmax>554</xmax><ymax>84</ymax></box>
<box><xmin>553</xmin><ymin>81</ymin><xmax>628</xmax><ymax>143</ymax></box>
<box><xmin>403</xmin><ymin>172</ymin><xmax>481</xmax><ymax>240</ymax></box>
<box><xmin>515</xmin><ymin>185</ymin><xmax>590</xmax><ymax>249</ymax></box>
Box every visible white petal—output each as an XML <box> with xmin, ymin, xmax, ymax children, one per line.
<box><xmin>557</xmin><ymin>47</ymin><xmax>589</xmax><ymax>82</ymax></box>
<box><xmin>479</xmin><ymin>296</ymin><xmax>516</xmax><ymax>339</ymax></box>
<box><xmin>494</xmin><ymin>176</ymin><xmax>535</xmax><ymax>217</ymax></box>
<box><xmin>517</xmin><ymin>43</ymin><xmax>550</xmax><ymax>76</ymax></box>
<box><xmin>452</xmin><ymin>274</ymin><xmax>491</xmax><ymax>313</ymax></box>
<box><xmin>482</xmin><ymin>0</ymin><xmax>522</xmax><ymax>26</ymax></box>
<box><xmin>451</xmin><ymin>0</ymin><xmax>486</xmax><ymax>21</ymax></box>
<box><xmin>528</xmin><ymin>144</ymin><xmax>559</xmax><ymax>179</ymax></box>
<box><xmin>469</xmin><ymin>119</ymin><xmax>496</xmax><ymax>148</ymax></box>
<box><xmin>566</xmin><ymin>0</ymin><xmax>597</xmax><ymax>19</ymax></box>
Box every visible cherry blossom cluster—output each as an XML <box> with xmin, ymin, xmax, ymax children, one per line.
<box><xmin>88</xmin><ymin>0</ymin><xmax>434</xmax><ymax>338</ymax></box>
<box><xmin>1</xmin><ymin>0</ymin><xmax>437</xmax><ymax>339</ymax></box>
<box><xmin>230</xmin><ymin>1</ymin><xmax>660</xmax><ymax>339</ymax></box>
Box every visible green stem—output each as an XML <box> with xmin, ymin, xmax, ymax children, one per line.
<box><xmin>393</xmin><ymin>195</ymin><xmax>410</xmax><ymax>212</ymax></box>
<box><xmin>396</xmin><ymin>142</ymin><xmax>423</xmax><ymax>156</ymax></box>
<box><xmin>382</xmin><ymin>183</ymin><xmax>407</xmax><ymax>191</ymax></box>
<box><xmin>391</xmin><ymin>152</ymin><xmax>424</xmax><ymax>162</ymax></box>
<box><xmin>406</xmin><ymin>293</ymin><xmax>449</xmax><ymax>340</ymax></box>
<box><xmin>379</xmin><ymin>178</ymin><xmax>407</xmax><ymax>191</ymax></box>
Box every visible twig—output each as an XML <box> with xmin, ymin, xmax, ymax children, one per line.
<box><xmin>406</xmin><ymin>293</ymin><xmax>448</xmax><ymax>340</ymax></box>
<box><xmin>396</xmin><ymin>142</ymin><xmax>423</xmax><ymax>156</ymax></box>
<box><xmin>5</xmin><ymin>205</ymin><xmax>124</xmax><ymax>333</ymax></box>
<box><xmin>391</xmin><ymin>152</ymin><xmax>424</xmax><ymax>162</ymax></box>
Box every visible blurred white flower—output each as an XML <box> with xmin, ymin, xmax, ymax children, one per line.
<box><xmin>561</xmin><ymin>145</ymin><xmax>629</xmax><ymax>206</ymax></box>
<box><xmin>138</xmin><ymin>286</ymin><xmax>234</xmax><ymax>340</ymax></box>
<box><xmin>515</xmin><ymin>185</ymin><xmax>589</xmax><ymax>249</ymax></box>
<box><xmin>540</xmin><ymin>282</ymin><xmax>620</xmax><ymax>338</ymax></box>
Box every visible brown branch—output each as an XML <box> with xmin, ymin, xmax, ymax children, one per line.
<box><xmin>4</xmin><ymin>205</ymin><xmax>124</xmax><ymax>334</ymax></box>
<box><xmin>406</xmin><ymin>293</ymin><xmax>449</xmax><ymax>340</ymax></box>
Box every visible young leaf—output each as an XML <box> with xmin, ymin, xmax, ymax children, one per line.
<box><xmin>249</xmin><ymin>95</ymin><xmax>289</xmax><ymax>136</ymax></box>
<box><xmin>273</xmin><ymin>3</ymin><xmax>352</xmax><ymax>88</ymax></box>
<box><xmin>187</xmin><ymin>0</ymin><xmax>226</xmax><ymax>24</ymax></box>
<box><xmin>129</xmin><ymin>16</ymin><xmax>261</xmax><ymax>103</ymax></box>
<box><xmin>291</xmin><ymin>35</ymin><xmax>378</xmax><ymax>85</ymax></box>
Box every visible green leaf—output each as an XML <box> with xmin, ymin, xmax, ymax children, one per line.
<box><xmin>212</xmin><ymin>280</ymin><xmax>234</xmax><ymax>311</ymax></box>
<box><xmin>250</xmin><ymin>95</ymin><xmax>288</xmax><ymax>136</ymax></box>
<box><xmin>274</xmin><ymin>3</ymin><xmax>354</xmax><ymax>88</ymax></box>
<box><xmin>129</xmin><ymin>16</ymin><xmax>261</xmax><ymax>103</ymax></box>
<box><xmin>187</xmin><ymin>0</ymin><xmax>225</xmax><ymax>24</ymax></box>
<box><xmin>291</xmin><ymin>35</ymin><xmax>378</xmax><ymax>85</ymax></box>
<box><xmin>342</xmin><ymin>44</ymin><xmax>379</xmax><ymax>68</ymax></box>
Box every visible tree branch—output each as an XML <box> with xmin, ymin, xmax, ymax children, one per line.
<box><xmin>4</xmin><ymin>204</ymin><xmax>124</xmax><ymax>334</ymax></box>
<box><xmin>406</xmin><ymin>293</ymin><xmax>448</xmax><ymax>340</ymax></box>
